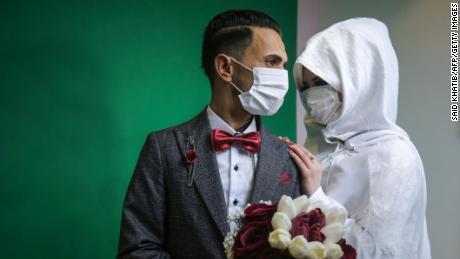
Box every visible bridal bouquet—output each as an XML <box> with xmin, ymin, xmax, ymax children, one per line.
<box><xmin>223</xmin><ymin>195</ymin><xmax>356</xmax><ymax>259</ymax></box>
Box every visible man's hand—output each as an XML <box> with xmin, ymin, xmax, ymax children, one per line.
<box><xmin>279</xmin><ymin>137</ymin><xmax>323</xmax><ymax>196</ymax></box>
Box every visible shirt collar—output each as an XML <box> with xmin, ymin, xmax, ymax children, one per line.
<box><xmin>207</xmin><ymin>105</ymin><xmax>257</xmax><ymax>135</ymax></box>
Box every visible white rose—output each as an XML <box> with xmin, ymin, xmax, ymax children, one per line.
<box><xmin>271</xmin><ymin>212</ymin><xmax>292</xmax><ymax>231</ymax></box>
<box><xmin>293</xmin><ymin>195</ymin><xmax>310</xmax><ymax>214</ymax></box>
<box><xmin>277</xmin><ymin>195</ymin><xmax>297</xmax><ymax>219</ymax></box>
<box><xmin>325</xmin><ymin>206</ymin><xmax>347</xmax><ymax>225</ymax></box>
<box><xmin>305</xmin><ymin>241</ymin><xmax>327</xmax><ymax>259</ymax></box>
<box><xmin>307</xmin><ymin>200</ymin><xmax>329</xmax><ymax>213</ymax></box>
<box><xmin>288</xmin><ymin>235</ymin><xmax>309</xmax><ymax>259</ymax></box>
<box><xmin>321</xmin><ymin>223</ymin><xmax>345</xmax><ymax>244</ymax></box>
<box><xmin>268</xmin><ymin>228</ymin><xmax>292</xmax><ymax>250</ymax></box>
<box><xmin>325</xmin><ymin>243</ymin><xmax>344</xmax><ymax>259</ymax></box>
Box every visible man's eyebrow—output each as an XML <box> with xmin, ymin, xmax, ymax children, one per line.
<box><xmin>264</xmin><ymin>54</ymin><xmax>283</xmax><ymax>62</ymax></box>
<box><xmin>264</xmin><ymin>54</ymin><xmax>288</xmax><ymax>68</ymax></box>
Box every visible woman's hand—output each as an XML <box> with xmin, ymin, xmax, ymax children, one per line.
<box><xmin>279</xmin><ymin>137</ymin><xmax>323</xmax><ymax>196</ymax></box>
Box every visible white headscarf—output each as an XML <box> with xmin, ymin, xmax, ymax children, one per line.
<box><xmin>295</xmin><ymin>17</ymin><xmax>408</xmax><ymax>148</ymax></box>
<box><xmin>295</xmin><ymin>18</ymin><xmax>431</xmax><ymax>258</ymax></box>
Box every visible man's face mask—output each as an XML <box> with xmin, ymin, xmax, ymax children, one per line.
<box><xmin>299</xmin><ymin>79</ymin><xmax>342</xmax><ymax>125</ymax></box>
<box><xmin>229</xmin><ymin>57</ymin><xmax>289</xmax><ymax>116</ymax></box>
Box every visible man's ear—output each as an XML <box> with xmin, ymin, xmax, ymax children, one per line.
<box><xmin>214</xmin><ymin>54</ymin><xmax>234</xmax><ymax>83</ymax></box>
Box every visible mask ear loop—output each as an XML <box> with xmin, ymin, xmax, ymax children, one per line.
<box><xmin>230</xmin><ymin>57</ymin><xmax>253</xmax><ymax>72</ymax></box>
<box><xmin>229</xmin><ymin>81</ymin><xmax>244</xmax><ymax>94</ymax></box>
<box><xmin>228</xmin><ymin>57</ymin><xmax>253</xmax><ymax>95</ymax></box>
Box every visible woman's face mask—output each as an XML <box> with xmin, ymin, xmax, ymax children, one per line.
<box><xmin>299</xmin><ymin>83</ymin><xmax>342</xmax><ymax>126</ymax></box>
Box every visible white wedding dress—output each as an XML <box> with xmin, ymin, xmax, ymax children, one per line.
<box><xmin>294</xmin><ymin>17</ymin><xmax>431</xmax><ymax>259</ymax></box>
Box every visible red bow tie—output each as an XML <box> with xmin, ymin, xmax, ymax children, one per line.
<box><xmin>211</xmin><ymin>129</ymin><xmax>261</xmax><ymax>154</ymax></box>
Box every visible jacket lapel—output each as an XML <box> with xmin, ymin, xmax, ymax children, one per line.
<box><xmin>249</xmin><ymin>118</ymin><xmax>285</xmax><ymax>204</ymax></box>
<box><xmin>173</xmin><ymin>108</ymin><xmax>229</xmax><ymax>237</ymax></box>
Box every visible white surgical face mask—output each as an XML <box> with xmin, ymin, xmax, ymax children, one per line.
<box><xmin>229</xmin><ymin>57</ymin><xmax>289</xmax><ymax>116</ymax></box>
<box><xmin>299</xmin><ymin>85</ymin><xmax>342</xmax><ymax>125</ymax></box>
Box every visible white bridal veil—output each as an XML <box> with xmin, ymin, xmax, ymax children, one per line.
<box><xmin>295</xmin><ymin>17</ymin><xmax>431</xmax><ymax>258</ymax></box>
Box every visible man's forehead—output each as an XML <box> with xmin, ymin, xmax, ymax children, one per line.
<box><xmin>247</xmin><ymin>27</ymin><xmax>287</xmax><ymax>61</ymax></box>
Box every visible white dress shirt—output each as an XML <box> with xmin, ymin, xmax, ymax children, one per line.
<box><xmin>206</xmin><ymin>106</ymin><xmax>258</xmax><ymax>226</ymax></box>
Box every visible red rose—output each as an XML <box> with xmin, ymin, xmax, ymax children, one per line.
<box><xmin>233</xmin><ymin>219</ymin><xmax>272</xmax><ymax>258</ymax></box>
<box><xmin>290</xmin><ymin>208</ymin><xmax>326</xmax><ymax>242</ymax></box>
<box><xmin>184</xmin><ymin>149</ymin><xmax>197</xmax><ymax>164</ymax></box>
<box><xmin>338</xmin><ymin>239</ymin><xmax>357</xmax><ymax>259</ymax></box>
<box><xmin>244</xmin><ymin>203</ymin><xmax>277</xmax><ymax>223</ymax></box>
<box><xmin>233</xmin><ymin>203</ymin><xmax>287</xmax><ymax>258</ymax></box>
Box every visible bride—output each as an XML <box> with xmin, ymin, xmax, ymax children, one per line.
<box><xmin>284</xmin><ymin>17</ymin><xmax>431</xmax><ymax>258</ymax></box>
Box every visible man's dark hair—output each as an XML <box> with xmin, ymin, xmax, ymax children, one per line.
<box><xmin>201</xmin><ymin>9</ymin><xmax>281</xmax><ymax>84</ymax></box>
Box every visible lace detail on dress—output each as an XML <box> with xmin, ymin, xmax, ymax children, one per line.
<box><xmin>317</xmin><ymin>139</ymin><xmax>430</xmax><ymax>258</ymax></box>
<box><xmin>378</xmin><ymin>246</ymin><xmax>395</xmax><ymax>258</ymax></box>
<box><xmin>350</xmin><ymin>207</ymin><xmax>368</xmax><ymax>232</ymax></box>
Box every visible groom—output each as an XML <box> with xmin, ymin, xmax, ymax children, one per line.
<box><xmin>117</xmin><ymin>9</ymin><xmax>301</xmax><ymax>259</ymax></box>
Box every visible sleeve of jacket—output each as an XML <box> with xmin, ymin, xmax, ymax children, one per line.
<box><xmin>116</xmin><ymin>132</ymin><xmax>171</xmax><ymax>259</ymax></box>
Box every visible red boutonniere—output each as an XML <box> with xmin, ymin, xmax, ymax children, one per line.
<box><xmin>184</xmin><ymin>149</ymin><xmax>198</xmax><ymax>164</ymax></box>
<box><xmin>184</xmin><ymin>136</ymin><xmax>197</xmax><ymax>187</ymax></box>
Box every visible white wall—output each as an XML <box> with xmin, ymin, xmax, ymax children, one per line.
<box><xmin>296</xmin><ymin>0</ymin><xmax>460</xmax><ymax>257</ymax></box>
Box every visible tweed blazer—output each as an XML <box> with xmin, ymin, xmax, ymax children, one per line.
<box><xmin>117</xmin><ymin>107</ymin><xmax>302</xmax><ymax>259</ymax></box>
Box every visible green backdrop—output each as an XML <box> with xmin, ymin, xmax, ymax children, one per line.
<box><xmin>0</xmin><ymin>1</ymin><xmax>296</xmax><ymax>258</ymax></box>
